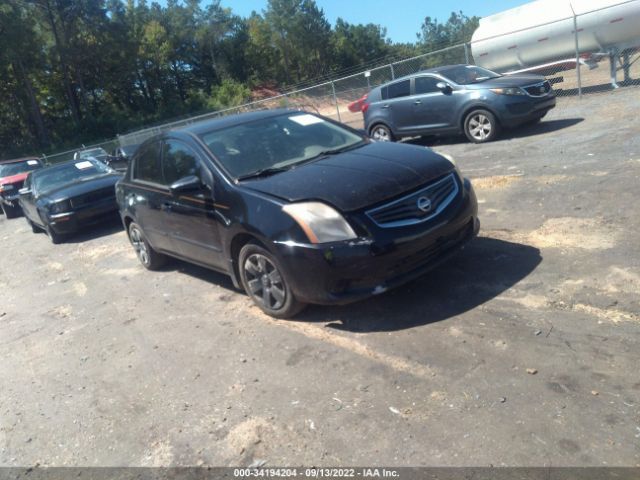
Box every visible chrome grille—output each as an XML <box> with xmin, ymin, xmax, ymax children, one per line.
<box><xmin>70</xmin><ymin>187</ymin><xmax>115</xmax><ymax>208</ymax></box>
<box><xmin>524</xmin><ymin>81</ymin><xmax>551</xmax><ymax>97</ymax></box>
<box><xmin>366</xmin><ymin>173</ymin><xmax>459</xmax><ymax>228</ymax></box>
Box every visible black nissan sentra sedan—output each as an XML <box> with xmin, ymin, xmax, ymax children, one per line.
<box><xmin>116</xmin><ymin>109</ymin><xmax>479</xmax><ymax>318</ymax></box>
<box><xmin>20</xmin><ymin>159</ymin><xmax>121</xmax><ymax>243</ymax></box>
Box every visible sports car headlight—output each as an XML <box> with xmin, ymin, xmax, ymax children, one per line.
<box><xmin>49</xmin><ymin>200</ymin><xmax>71</xmax><ymax>214</ymax></box>
<box><xmin>282</xmin><ymin>202</ymin><xmax>357</xmax><ymax>244</ymax></box>
<box><xmin>490</xmin><ymin>87</ymin><xmax>525</xmax><ymax>96</ymax></box>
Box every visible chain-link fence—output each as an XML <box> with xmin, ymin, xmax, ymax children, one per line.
<box><xmin>50</xmin><ymin>0</ymin><xmax>639</xmax><ymax>159</ymax></box>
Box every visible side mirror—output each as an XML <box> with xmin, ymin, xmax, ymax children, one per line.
<box><xmin>436</xmin><ymin>82</ymin><xmax>452</xmax><ymax>94</ymax></box>
<box><xmin>169</xmin><ymin>175</ymin><xmax>202</xmax><ymax>195</ymax></box>
<box><xmin>19</xmin><ymin>188</ymin><xmax>31</xmax><ymax>196</ymax></box>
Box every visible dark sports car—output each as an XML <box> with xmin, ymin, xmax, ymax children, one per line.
<box><xmin>19</xmin><ymin>159</ymin><xmax>121</xmax><ymax>243</ymax></box>
<box><xmin>0</xmin><ymin>157</ymin><xmax>44</xmax><ymax>218</ymax></box>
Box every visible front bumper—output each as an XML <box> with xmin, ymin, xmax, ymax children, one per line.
<box><xmin>273</xmin><ymin>180</ymin><xmax>479</xmax><ymax>305</ymax></box>
<box><xmin>497</xmin><ymin>93</ymin><xmax>556</xmax><ymax>126</ymax></box>
<box><xmin>48</xmin><ymin>198</ymin><xmax>118</xmax><ymax>234</ymax></box>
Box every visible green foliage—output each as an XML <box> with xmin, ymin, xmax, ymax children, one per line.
<box><xmin>0</xmin><ymin>0</ymin><xmax>479</xmax><ymax>159</ymax></box>
<box><xmin>206</xmin><ymin>79</ymin><xmax>251</xmax><ymax>111</ymax></box>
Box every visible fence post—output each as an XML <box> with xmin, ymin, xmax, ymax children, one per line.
<box><xmin>390</xmin><ymin>63</ymin><xmax>395</xmax><ymax>80</ymax></box>
<box><xmin>570</xmin><ymin>5</ymin><xmax>582</xmax><ymax>98</ymax></box>
<box><xmin>331</xmin><ymin>81</ymin><xmax>341</xmax><ymax>122</ymax></box>
<box><xmin>464</xmin><ymin>43</ymin><xmax>470</xmax><ymax>64</ymax></box>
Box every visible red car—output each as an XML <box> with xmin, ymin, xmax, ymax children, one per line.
<box><xmin>0</xmin><ymin>157</ymin><xmax>44</xmax><ymax>218</ymax></box>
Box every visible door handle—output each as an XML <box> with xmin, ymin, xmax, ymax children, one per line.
<box><xmin>381</xmin><ymin>104</ymin><xmax>390</xmax><ymax>109</ymax></box>
<box><xmin>414</xmin><ymin>100</ymin><xmax>422</xmax><ymax>105</ymax></box>
<box><xmin>161</xmin><ymin>202</ymin><xmax>173</xmax><ymax>212</ymax></box>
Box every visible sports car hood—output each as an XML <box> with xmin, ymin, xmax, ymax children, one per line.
<box><xmin>241</xmin><ymin>142</ymin><xmax>455</xmax><ymax>212</ymax></box>
<box><xmin>0</xmin><ymin>172</ymin><xmax>29</xmax><ymax>186</ymax></box>
<box><xmin>40</xmin><ymin>173</ymin><xmax>120</xmax><ymax>202</ymax></box>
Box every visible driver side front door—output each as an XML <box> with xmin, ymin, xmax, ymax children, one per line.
<box><xmin>161</xmin><ymin>139</ymin><xmax>225</xmax><ymax>269</ymax></box>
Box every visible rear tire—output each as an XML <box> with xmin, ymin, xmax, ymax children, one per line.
<box><xmin>2</xmin><ymin>203</ymin><xmax>20</xmax><ymax>219</ymax></box>
<box><xmin>238</xmin><ymin>242</ymin><xmax>306</xmax><ymax>319</ymax></box>
<box><xmin>464</xmin><ymin>109</ymin><xmax>499</xmax><ymax>143</ymax></box>
<box><xmin>370</xmin><ymin>124</ymin><xmax>395</xmax><ymax>142</ymax></box>
<box><xmin>128</xmin><ymin>222</ymin><xmax>166</xmax><ymax>270</ymax></box>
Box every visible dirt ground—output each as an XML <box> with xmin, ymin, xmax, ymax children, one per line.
<box><xmin>0</xmin><ymin>86</ymin><xmax>639</xmax><ymax>469</ymax></box>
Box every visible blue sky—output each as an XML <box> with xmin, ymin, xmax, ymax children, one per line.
<box><xmin>219</xmin><ymin>0</ymin><xmax>529</xmax><ymax>43</ymax></box>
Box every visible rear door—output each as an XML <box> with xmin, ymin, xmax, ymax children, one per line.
<box><xmin>379</xmin><ymin>79</ymin><xmax>414</xmax><ymax>133</ymax></box>
<box><xmin>161</xmin><ymin>139</ymin><xmax>224</xmax><ymax>269</ymax></box>
<box><xmin>127</xmin><ymin>140</ymin><xmax>175</xmax><ymax>252</ymax></box>
<box><xmin>411</xmin><ymin>75</ymin><xmax>457</xmax><ymax>130</ymax></box>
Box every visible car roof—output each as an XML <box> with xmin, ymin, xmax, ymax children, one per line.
<box><xmin>374</xmin><ymin>64</ymin><xmax>468</xmax><ymax>88</ymax></box>
<box><xmin>177</xmin><ymin>108</ymin><xmax>297</xmax><ymax>136</ymax></box>
<box><xmin>0</xmin><ymin>157</ymin><xmax>40</xmax><ymax>164</ymax></box>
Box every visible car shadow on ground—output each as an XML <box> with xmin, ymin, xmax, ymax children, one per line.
<box><xmin>405</xmin><ymin>117</ymin><xmax>584</xmax><ymax>147</ymax></box>
<box><xmin>63</xmin><ymin>214</ymin><xmax>124</xmax><ymax>244</ymax></box>
<box><xmin>294</xmin><ymin>236</ymin><xmax>542</xmax><ymax>332</ymax></box>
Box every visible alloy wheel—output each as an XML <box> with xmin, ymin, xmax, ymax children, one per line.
<box><xmin>468</xmin><ymin>114</ymin><xmax>492</xmax><ymax>141</ymax></box>
<box><xmin>130</xmin><ymin>226</ymin><xmax>150</xmax><ymax>266</ymax></box>
<box><xmin>243</xmin><ymin>253</ymin><xmax>286</xmax><ymax>310</ymax></box>
<box><xmin>371</xmin><ymin>126</ymin><xmax>391</xmax><ymax>142</ymax></box>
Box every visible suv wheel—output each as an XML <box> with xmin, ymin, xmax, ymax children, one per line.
<box><xmin>239</xmin><ymin>242</ymin><xmax>306</xmax><ymax>319</ymax></box>
<box><xmin>370</xmin><ymin>124</ymin><xmax>394</xmax><ymax>142</ymax></box>
<box><xmin>464</xmin><ymin>109</ymin><xmax>499</xmax><ymax>143</ymax></box>
<box><xmin>128</xmin><ymin>222</ymin><xmax>166</xmax><ymax>270</ymax></box>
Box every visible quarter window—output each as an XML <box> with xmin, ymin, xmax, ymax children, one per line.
<box><xmin>415</xmin><ymin>76</ymin><xmax>441</xmax><ymax>94</ymax></box>
<box><xmin>162</xmin><ymin>140</ymin><xmax>200</xmax><ymax>185</ymax></box>
<box><xmin>382</xmin><ymin>80</ymin><xmax>411</xmax><ymax>100</ymax></box>
<box><xmin>134</xmin><ymin>141</ymin><xmax>163</xmax><ymax>184</ymax></box>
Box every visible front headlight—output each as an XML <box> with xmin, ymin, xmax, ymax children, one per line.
<box><xmin>282</xmin><ymin>202</ymin><xmax>357</xmax><ymax>244</ymax></box>
<box><xmin>439</xmin><ymin>152</ymin><xmax>463</xmax><ymax>178</ymax></box>
<box><xmin>49</xmin><ymin>200</ymin><xmax>71</xmax><ymax>214</ymax></box>
<box><xmin>490</xmin><ymin>87</ymin><xmax>525</xmax><ymax>96</ymax></box>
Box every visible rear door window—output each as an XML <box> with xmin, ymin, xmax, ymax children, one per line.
<box><xmin>381</xmin><ymin>80</ymin><xmax>410</xmax><ymax>100</ymax></box>
<box><xmin>415</xmin><ymin>76</ymin><xmax>441</xmax><ymax>95</ymax></box>
<box><xmin>133</xmin><ymin>141</ymin><xmax>164</xmax><ymax>185</ymax></box>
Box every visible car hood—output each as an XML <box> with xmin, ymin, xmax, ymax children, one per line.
<box><xmin>0</xmin><ymin>172</ymin><xmax>29</xmax><ymax>186</ymax></box>
<box><xmin>241</xmin><ymin>142</ymin><xmax>455</xmax><ymax>212</ymax></box>
<box><xmin>39</xmin><ymin>173</ymin><xmax>120</xmax><ymax>202</ymax></box>
<box><xmin>467</xmin><ymin>74</ymin><xmax>546</xmax><ymax>89</ymax></box>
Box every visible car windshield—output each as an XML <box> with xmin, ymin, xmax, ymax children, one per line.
<box><xmin>79</xmin><ymin>148</ymin><xmax>108</xmax><ymax>159</ymax></box>
<box><xmin>0</xmin><ymin>159</ymin><xmax>41</xmax><ymax>178</ymax></box>
<box><xmin>32</xmin><ymin>159</ymin><xmax>112</xmax><ymax>194</ymax></box>
<box><xmin>198</xmin><ymin>112</ymin><xmax>365</xmax><ymax>179</ymax></box>
<box><xmin>439</xmin><ymin>65</ymin><xmax>502</xmax><ymax>85</ymax></box>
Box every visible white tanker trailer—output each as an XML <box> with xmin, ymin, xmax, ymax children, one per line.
<box><xmin>470</xmin><ymin>0</ymin><xmax>640</xmax><ymax>87</ymax></box>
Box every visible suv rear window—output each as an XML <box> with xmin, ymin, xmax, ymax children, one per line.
<box><xmin>381</xmin><ymin>80</ymin><xmax>410</xmax><ymax>100</ymax></box>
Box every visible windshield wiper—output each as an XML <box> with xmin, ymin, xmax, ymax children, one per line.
<box><xmin>236</xmin><ymin>166</ymin><xmax>292</xmax><ymax>181</ymax></box>
<box><xmin>304</xmin><ymin>140</ymin><xmax>367</xmax><ymax>161</ymax></box>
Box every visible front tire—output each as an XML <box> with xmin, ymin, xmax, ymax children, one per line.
<box><xmin>464</xmin><ymin>109</ymin><xmax>499</xmax><ymax>143</ymax></box>
<box><xmin>239</xmin><ymin>242</ymin><xmax>306</xmax><ymax>319</ymax></box>
<box><xmin>370</xmin><ymin>124</ymin><xmax>395</xmax><ymax>142</ymax></box>
<box><xmin>25</xmin><ymin>216</ymin><xmax>40</xmax><ymax>233</ymax></box>
<box><xmin>2</xmin><ymin>203</ymin><xmax>21</xmax><ymax>219</ymax></box>
<box><xmin>46</xmin><ymin>224</ymin><xmax>65</xmax><ymax>244</ymax></box>
<box><xmin>128</xmin><ymin>222</ymin><xmax>166</xmax><ymax>270</ymax></box>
